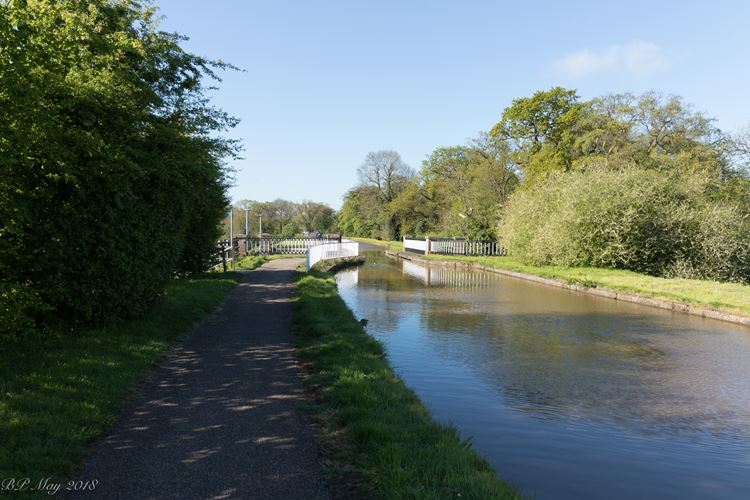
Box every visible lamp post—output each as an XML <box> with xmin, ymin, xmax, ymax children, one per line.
<box><xmin>229</xmin><ymin>208</ymin><xmax>234</xmax><ymax>269</ymax></box>
<box><xmin>245</xmin><ymin>208</ymin><xmax>249</xmax><ymax>253</ymax></box>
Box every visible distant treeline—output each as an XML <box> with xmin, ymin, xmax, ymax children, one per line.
<box><xmin>340</xmin><ymin>88</ymin><xmax>750</xmax><ymax>282</ymax></box>
<box><xmin>225</xmin><ymin>199</ymin><xmax>337</xmax><ymax>238</ymax></box>
<box><xmin>1</xmin><ymin>1</ymin><xmax>238</xmax><ymax>336</ymax></box>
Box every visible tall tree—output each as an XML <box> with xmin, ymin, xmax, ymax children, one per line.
<box><xmin>356</xmin><ymin>150</ymin><xmax>413</xmax><ymax>238</ymax></box>
<box><xmin>357</xmin><ymin>150</ymin><xmax>414</xmax><ymax>202</ymax></box>
<box><xmin>576</xmin><ymin>92</ymin><xmax>725</xmax><ymax>175</ymax></box>
<box><xmin>491</xmin><ymin>87</ymin><xmax>581</xmax><ymax>179</ymax></box>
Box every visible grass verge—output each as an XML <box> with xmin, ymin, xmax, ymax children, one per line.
<box><xmin>417</xmin><ymin>254</ymin><xmax>750</xmax><ymax>317</ymax></box>
<box><xmin>0</xmin><ymin>272</ymin><xmax>243</xmax><ymax>495</ymax></box>
<box><xmin>294</xmin><ymin>270</ymin><xmax>519</xmax><ymax>499</ymax></box>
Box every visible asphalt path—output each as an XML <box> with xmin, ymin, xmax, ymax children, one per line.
<box><xmin>71</xmin><ymin>259</ymin><xmax>329</xmax><ymax>500</ymax></box>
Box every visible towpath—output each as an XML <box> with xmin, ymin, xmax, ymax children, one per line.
<box><xmin>72</xmin><ymin>259</ymin><xmax>329</xmax><ymax>499</ymax></box>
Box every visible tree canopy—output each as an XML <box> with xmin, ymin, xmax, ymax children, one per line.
<box><xmin>1</xmin><ymin>0</ymin><xmax>238</xmax><ymax>335</ymax></box>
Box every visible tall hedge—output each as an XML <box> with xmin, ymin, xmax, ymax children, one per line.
<box><xmin>499</xmin><ymin>167</ymin><xmax>750</xmax><ymax>283</ymax></box>
<box><xmin>0</xmin><ymin>0</ymin><xmax>237</xmax><ymax>335</ymax></box>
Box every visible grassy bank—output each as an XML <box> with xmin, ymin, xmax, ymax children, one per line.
<box><xmin>417</xmin><ymin>254</ymin><xmax>750</xmax><ymax>317</ymax></box>
<box><xmin>0</xmin><ymin>272</ymin><xmax>243</xmax><ymax>491</ymax></box>
<box><xmin>294</xmin><ymin>271</ymin><xmax>519</xmax><ymax>499</ymax></box>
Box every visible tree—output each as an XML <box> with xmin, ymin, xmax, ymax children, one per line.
<box><xmin>355</xmin><ymin>151</ymin><xmax>414</xmax><ymax>238</ymax></box>
<box><xmin>491</xmin><ymin>87</ymin><xmax>581</xmax><ymax>179</ymax></box>
<box><xmin>0</xmin><ymin>0</ymin><xmax>237</xmax><ymax>333</ymax></box>
<box><xmin>492</xmin><ymin>88</ymin><xmax>728</xmax><ymax>182</ymax></box>
<box><xmin>357</xmin><ymin>150</ymin><xmax>414</xmax><ymax>202</ymax></box>
<box><xmin>294</xmin><ymin>201</ymin><xmax>336</xmax><ymax>233</ymax></box>
<box><xmin>338</xmin><ymin>186</ymin><xmax>388</xmax><ymax>239</ymax></box>
<box><xmin>420</xmin><ymin>135</ymin><xmax>518</xmax><ymax>239</ymax></box>
<box><xmin>729</xmin><ymin>124</ymin><xmax>750</xmax><ymax>172</ymax></box>
<box><xmin>575</xmin><ymin>92</ymin><xmax>725</xmax><ymax>176</ymax></box>
<box><xmin>388</xmin><ymin>179</ymin><xmax>437</xmax><ymax>237</ymax></box>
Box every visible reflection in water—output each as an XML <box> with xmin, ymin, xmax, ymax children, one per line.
<box><xmin>337</xmin><ymin>254</ymin><xmax>750</xmax><ymax>500</ymax></box>
<box><xmin>402</xmin><ymin>260</ymin><xmax>498</xmax><ymax>288</ymax></box>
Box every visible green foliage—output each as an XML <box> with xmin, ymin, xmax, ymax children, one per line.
<box><xmin>491</xmin><ymin>88</ymin><xmax>727</xmax><ymax>182</ymax></box>
<box><xmin>0</xmin><ymin>284</ymin><xmax>49</xmax><ymax>339</ymax></box>
<box><xmin>341</xmin><ymin>140</ymin><xmax>518</xmax><ymax>241</ymax></box>
<box><xmin>571</xmin><ymin>92</ymin><xmax>725</xmax><ymax>176</ymax></box>
<box><xmin>350</xmin><ymin>150</ymin><xmax>415</xmax><ymax>239</ymax></box>
<box><xmin>499</xmin><ymin>167</ymin><xmax>750</xmax><ymax>283</ymax></box>
<box><xmin>421</xmin><ymin>134</ymin><xmax>518</xmax><ymax>240</ymax></box>
<box><xmin>386</xmin><ymin>179</ymin><xmax>437</xmax><ymax>237</ymax></box>
<box><xmin>0</xmin><ymin>0</ymin><xmax>237</xmax><ymax>332</ymax></box>
<box><xmin>491</xmin><ymin>87</ymin><xmax>581</xmax><ymax>178</ymax></box>
<box><xmin>338</xmin><ymin>185</ymin><xmax>390</xmax><ymax>239</ymax></box>
<box><xmin>294</xmin><ymin>200</ymin><xmax>336</xmax><ymax>233</ymax></box>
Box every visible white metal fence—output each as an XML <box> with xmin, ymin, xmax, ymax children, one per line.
<box><xmin>306</xmin><ymin>240</ymin><xmax>360</xmax><ymax>272</ymax></box>
<box><xmin>247</xmin><ymin>237</ymin><xmax>339</xmax><ymax>255</ymax></box>
<box><xmin>430</xmin><ymin>238</ymin><xmax>505</xmax><ymax>256</ymax></box>
<box><xmin>403</xmin><ymin>236</ymin><xmax>505</xmax><ymax>256</ymax></box>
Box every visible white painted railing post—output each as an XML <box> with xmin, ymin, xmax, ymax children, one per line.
<box><xmin>425</xmin><ymin>237</ymin><xmax>431</xmax><ymax>255</ymax></box>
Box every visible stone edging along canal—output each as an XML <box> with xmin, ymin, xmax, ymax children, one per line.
<box><xmin>385</xmin><ymin>251</ymin><xmax>750</xmax><ymax>329</ymax></box>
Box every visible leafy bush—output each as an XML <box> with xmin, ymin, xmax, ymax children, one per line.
<box><xmin>679</xmin><ymin>202</ymin><xmax>750</xmax><ymax>282</ymax></box>
<box><xmin>0</xmin><ymin>1</ymin><xmax>236</xmax><ymax>334</ymax></box>
<box><xmin>0</xmin><ymin>284</ymin><xmax>49</xmax><ymax>338</ymax></box>
<box><xmin>499</xmin><ymin>167</ymin><xmax>750</xmax><ymax>282</ymax></box>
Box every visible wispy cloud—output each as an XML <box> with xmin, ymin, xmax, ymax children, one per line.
<box><xmin>553</xmin><ymin>41</ymin><xmax>671</xmax><ymax>77</ymax></box>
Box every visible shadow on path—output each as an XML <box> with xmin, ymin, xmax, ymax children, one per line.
<box><xmin>71</xmin><ymin>259</ymin><xmax>329</xmax><ymax>500</ymax></box>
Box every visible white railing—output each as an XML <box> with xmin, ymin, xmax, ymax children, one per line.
<box><xmin>403</xmin><ymin>237</ymin><xmax>427</xmax><ymax>254</ymax></box>
<box><xmin>403</xmin><ymin>236</ymin><xmax>505</xmax><ymax>256</ymax></box>
<box><xmin>306</xmin><ymin>240</ymin><xmax>360</xmax><ymax>272</ymax></box>
<box><xmin>247</xmin><ymin>237</ymin><xmax>340</xmax><ymax>255</ymax></box>
<box><xmin>430</xmin><ymin>238</ymin><xmax>505</xmax><ymax>256</ymax></box>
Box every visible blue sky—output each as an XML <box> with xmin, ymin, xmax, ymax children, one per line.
<box><xmin>156</xmin><ymin>0</ymin><xmax>750</xmax><ymax>209</ymax></box>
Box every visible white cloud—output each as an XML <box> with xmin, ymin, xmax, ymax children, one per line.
<box><xmin>553</xmin><ymin>41</ymin><xmax>671</xmax><ymax>77</ymax></box>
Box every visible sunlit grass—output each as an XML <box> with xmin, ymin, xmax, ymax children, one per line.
<box><xmin>0</xmin><ymin>272</ymin><xmax>243</xmax><ymax>493</ymax></box>
<box><xmin>294</xmin><ymin>271</ymin><xmax>519</xmax><ymax>499</ymax></box>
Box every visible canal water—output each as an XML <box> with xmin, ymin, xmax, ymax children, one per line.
<box><xmin>335</xmin><ymin>253</ymin><xmax>750</xmax><ymax>499</ymax></box>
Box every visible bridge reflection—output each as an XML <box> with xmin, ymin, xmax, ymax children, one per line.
<box><xmin>401</xmin><ymin>260</ymin><xmax>499</xmax><ymax>289</ymax></box>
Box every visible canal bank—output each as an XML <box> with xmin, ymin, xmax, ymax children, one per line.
<box><xmin>386</xmin><ymin>251</ymin><xmax>750</xmax><ymax>328</ymax></box>
<box><xmin>293</xmin><ymin>269</ymin><xmax>519</xmax><ymax>499</ymax></box>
